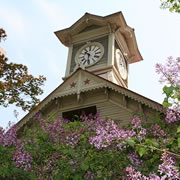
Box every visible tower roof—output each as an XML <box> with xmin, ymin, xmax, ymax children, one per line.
<box><xmin>55</xmin><ymin>11</ymin><xmax>143</xmax><ymax>63</ymax></box>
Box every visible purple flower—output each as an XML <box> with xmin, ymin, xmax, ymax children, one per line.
<box><xmin>84</xmin><ymin>171</ymin><xmax>96</xmax><ymax>180</ymax></box>
<box><xmin>12</xmin><ymin>142</ymin><xmax>32</xmax><ymax>171</ymax></box>
<box><xmin>89</xmin><ymin>119</ymin><xmax>136</xmax><ymax>149</ymax></box>
<box><xmin>158</xmin><ymin>152</ymin><xmax>179</xmax><ymax>179</ymax></box>
<box><xmin>0</xmin><ymin>123</ymin><xmax>18</xmax><ymax>147</ymax></box>
<box><xmin>128</xmin><ymin>152</ymin><xmax>142</xmax><ymax>168</ymax></box>
<box><xmin>165</xmin><ymin>108</ymin><xmax>180</xmax><ymax>123</ymax></box>
<box><xmin>155</xmin><ymin>57</ymin><xmax>180</xmax><ymax>86</ymax></box>
<box><xmin>150</xmin><ymin>124</ymin><xmax>166</xmax><ymax>137</ymax></box>
<box><xmin>131</xmin><ymin>116</ymin><xmax>142</xmax><ymax>129</ymax></box>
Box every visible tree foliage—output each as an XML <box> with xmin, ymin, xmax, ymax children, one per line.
<box><xmin>161</xmin><ymin>0</ymin><xmax>180</xmax><ymax>13</ymax></box>
<box><xmin>0</xmin><ymin>28</ymin><xmax>46</xmax><ymax>111</ymax></box>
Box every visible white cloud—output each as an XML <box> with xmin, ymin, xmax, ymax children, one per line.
<box><xmin>34</xmin><ymin>0</ymin><xmax>70</xmax><ymax>29</ymax></box>
<box><xmin>0</xmin><ymin>5</ymin><xmax>25</xmax><ymax>38</ymax></box>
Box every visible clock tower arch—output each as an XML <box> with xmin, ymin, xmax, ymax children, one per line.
<box><xmin>55</xmin><ymin>12</ymin><xmax>143</xmax><ymax>88</ymax></box>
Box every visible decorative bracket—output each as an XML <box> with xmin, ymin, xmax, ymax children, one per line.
<box><xmin>122</xmin><ymin>96</ymin><xmax>128</xmax><ymax>107</ymax></box>
<box><xmin>138</xmin><ymin>103</ymin><xmax>144</xmax><ymax>113</ymax></box>
<box><xmin>104</xmin><ymin>87</ymin><xmax>109</xmax><ymax>99</ymax></box>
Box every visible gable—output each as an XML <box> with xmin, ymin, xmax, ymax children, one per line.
<box><xmin>79</xmin><ymin>25</ymin><xmax>102</xmax><ymax>33</ymax></box>
<box><xmin>17</xmin><ymin>68</ymin><xmax>163</xmax><ymax>131</ymax></box>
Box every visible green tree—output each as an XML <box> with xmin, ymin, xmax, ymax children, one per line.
<box><xmin>0</xmin><ymin>28</ymin><xmax>46</xmax><ymax>111</ymax></box>
<box><xmin>161</xmin><ymin>0</ymin><xmax>180</xmax><ymax>13</ymax></box>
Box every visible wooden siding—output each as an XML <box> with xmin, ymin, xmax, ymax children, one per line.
<box><xmin>41</xmin><ymin>89</ymin><xmax>133</xmax><ymax>126</ymax></box>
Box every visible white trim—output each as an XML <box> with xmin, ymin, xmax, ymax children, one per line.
<box><xmin>107</xmin><ymin>33</ymin><xmax>115</xmax><ymax>66</ymax></box>
<box><xmin>65</xmin><ymin>46</ymin><xmax>73</xmax><ymax>77</ymax></box>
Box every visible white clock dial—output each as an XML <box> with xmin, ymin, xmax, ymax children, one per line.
<box><xmin>115</xmin><ymin>49</ymin><xmax>127</xmax><ymax>80</ymax></box>
<box><xmin>75</xmin><ymin>42</ymin><xmax>104</xmax><ymax>67</ymax></box>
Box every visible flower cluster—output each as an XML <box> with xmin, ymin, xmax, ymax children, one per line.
<box><xmin>89</xmin><ymin>119</ymin><xmax>135</xmax><ymax>149</ymax></box>
<box><xmin>36</xmin><ymin>113</ymin><xmax>85</xmax><ymax>148</ymax></box>
<box><xmin>125</xmin><ymin>166</ymin><xmax>163</xmax><ymax>180</ymax></box>
<box><xmin>156</xmin><ymin>57</ymin><xmax>180</xmax><ymax>124</ymax></box>
<box><xmin>165</xmin><ymin>108</ymin><xmax>180</xmax><ymax>123</ymax></box>
<box><xmin>131</xmin><ymin>116</ymin><xmax>147</xmax><ymax>141</ymax></box>
<box><xmin>158</xmin><ymin>152</ymin><xmax>179</xmax><ymax>179</ymax></box>
<box><xmin>12</xmin><ymin>142</ymin><xmax>33</xmax><ymax>171</ymax></box>
<box><xmin>125</xmin><ymin>152</ymin><xmax>179</xmax><ymax>180</ymax></box>
<box><xmin>0</xmin><ymin>123</ymin><xmax>18</xmax><ymax>146</ymax></box>
<box><xmin>65</xmin><ymin>131</ymin><xmax>81</xmax><ymax>147</ymax></box>
<box><xmin>45</xmin><ymin>152</ymin><xmax>59</xmax><ymax>173</ymax></box>
<box><xmin>128</xmin><ymin>152</ymin><xmax>142</xmax><ymax>168</ymax></box>
<box><xmin>125</xmin><ymin>166</ymin><xmax>142</xmax><ymax>180</ymax></box>
<box><xmin>131</xmin><ymin>116</ymin><xmax>142</xmax><ymax>129</ymax></box>
<box><xmin>155</xmin><ymin>56</ymin><xmax>180</xmax><ymax>86</ymax></box>
<box><xmin>149</xmin><ymin>124</ymin><xmax>166</xmax><ymax>137</ymax></box>
<box><xmin>84</xmin><ymin>171</ymin><xmax>96</xmax><ymax>180</ymax></box>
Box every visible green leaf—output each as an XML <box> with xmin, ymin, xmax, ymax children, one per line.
<box><xmin>145</xmin><ymin>138</ymin><xmax>152</xmax><ymax>144</ymax></box>
<box><xmin>80</xmin><ymin>162</ymin><xmax>89</xmax><ymax>171</ymax></box>
<box><xmin>138</xmin><ymin>147</ymin><xmax>146</xmax><ymax>157</ymax></box>
<box><xmin>163</xmin><ymin>85</ymin><xmax>174</xmax><ymax>97</ymax></box>
<box><xmin>80</xmin><ymin>135</ymin><xmax>85</xmax><ymax>140</ymax></box>
<box><xmin>177</xmin><ymin>125</ymin><xmax>180</xmax><ymax>133</ymax></box>
<box><xmin>178</xmin><ymin>137</ymin><xmax>180</xmax><ymax>148</ymax></box>
<box><xmin>30</xmin><ymin>175</ymin><xmax>36</xmax><ymax>180</ymax></box>
<box><xmin>152</xmin><ymin>141</ymin><xmax>159</xmax><ymax>148</ymax></box>
<box><xmin>162</xmin><ymin>101</ymin><xmax>172</xmax><ymax>108</ymax></box>
<box><xmin>127</xmin><ymin>139</ymin><xmax>136</xmax><ymax>147</ymax></box>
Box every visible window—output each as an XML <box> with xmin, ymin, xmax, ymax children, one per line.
<box><xmin>62</xmin><ymin>106</ymin><xmax>97</xmax><ymax>121</ymax></box>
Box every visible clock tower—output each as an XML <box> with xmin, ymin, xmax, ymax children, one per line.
<box><xmin>18</xmin><ymin>12</ymin><xmax>163</xmax><ymax>135</ymax></box>
<box><xmin>55</xmin><ymin>12</ymin><xmax>142</xmax><ymax>88</ymax></box>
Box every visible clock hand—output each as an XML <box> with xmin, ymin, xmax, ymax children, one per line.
<box><xmin>87</xmin><ymin>53</ymin><xmax>91</xmax><ymax>64</ymax></box>
<box><xmin>87</xmin><ymin>52</ymin><xmax>90</xmax><ymax>58</ymax></box>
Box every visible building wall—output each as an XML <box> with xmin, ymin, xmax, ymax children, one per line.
<box><xmin>18</xmin><ymin>87</ymin><xmax>160</xmax><ymax>138</ymax></box>
<box><xmin>41</xmin><ymin>88</ymin><xmax>154</xmax><ymax>127</ymax></box>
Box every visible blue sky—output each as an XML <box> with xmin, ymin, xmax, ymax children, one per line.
<box><xmin>0</xmin><ymin>0</ymin><xmax>180</xmax><ymax>128</ymax></box>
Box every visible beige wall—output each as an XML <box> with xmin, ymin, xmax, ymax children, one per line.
<box><xmin>41</xmin><ymin>88</ymin><xmax>158</xmax><ymax>126</ymax></box>
<box><xmin>18</xmin><ymin>88</ymin><xmax>160</xmax><ymax>137</ymax></box>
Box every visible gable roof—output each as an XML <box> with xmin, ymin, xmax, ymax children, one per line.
<box><xmin>55</xmin><ymin>12</ymin><xmax>142</xmax><ymax>64</ymax></box>
<box><xmin>17</xmin><ymin>68</ymin><xmax>163</xmax><ymax>130</ymax></box>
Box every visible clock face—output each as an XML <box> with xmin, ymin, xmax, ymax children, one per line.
<box><xmin>75</xmin><ymin>42</ymin><xmax>104</xmax><ymax>67</ymax></box>
<box><xmin>115</xmin><ymin>49</ymin><xmax>127</xmax><ymax>80</ymax></box>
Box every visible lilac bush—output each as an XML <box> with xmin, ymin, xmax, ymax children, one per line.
<box><xmin>0</xmin><ymin>109</ymin><xmax>179</xmax><ymax>179</ymax></box>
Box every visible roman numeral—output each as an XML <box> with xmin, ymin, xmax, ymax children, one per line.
<box><xmin>92</xmin><ymin>58</ymin><xmax>96</xmax><ymax>62</ymax></box>
<box><xmin>95</xmin><ymin>51</ymin><xmax>101</xmax><ymax>54</ymax></box>
<box><xmin>94</xmin><ymin>55</ymin><xmax>99</xmax><ymax>58</ymax></box>
<box><xmin>91</xmin><ymin>46</ymin><xmax>95</xmax><ymax>51</ymax></box>
<box><xmin>83</xmin><ymin>60</ymin><xmax>87</xmax><ymax>65</ymax></box>
<box><xmin>94</xmin><ymin>48</ymin><xmax>100</xmax><ymax>52</ymax></box>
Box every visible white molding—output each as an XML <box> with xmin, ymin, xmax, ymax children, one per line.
<box><xmin>65</xmin><ymin>46</ymin><xmax>73</xmax><ymax>77</ymax></box>
<box><xmin>72</xmin><ymin>26</ymin><xmax>109</xmax><ymax>44</ymax></box>
<box><xmin>107</xmin><ymin>33</ymin><xmax>115</xmax><ymax>66</ymax></box>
